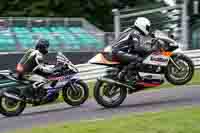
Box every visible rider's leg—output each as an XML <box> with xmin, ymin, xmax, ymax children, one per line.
<box><xmin>115</xmin><ymin>51</ymin><xmax>143</xmax><ymax>81</ymax></box>
<box><xmin>125</xmin><ymin>61</ymin><xmax>142</xmax><ymax>81</ymax></box>
<box><xmin>25</xmin><ymin>74</ymin><xmax>47</xmax><ymax>100</ymax></box>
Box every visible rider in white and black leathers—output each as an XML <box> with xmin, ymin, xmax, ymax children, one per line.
<box><xmin>112</xmin><ymin>17</ymin><xmax>156</xmax><ymax>83</ymax></box>
<box><xmin>16</xmin><ymin>39</ymin><xmax>62</xmax><ymax>98</ymax></box>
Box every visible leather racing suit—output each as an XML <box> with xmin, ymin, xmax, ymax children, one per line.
<box><xmin>16</xmin><ymin>48</ymin><xmax>60</xmax><ymax>89</ymax></box>
<box><xmin>111</xmin><ymin>26</ymin><xmax>156</xmax><ymax>82</ymax></box>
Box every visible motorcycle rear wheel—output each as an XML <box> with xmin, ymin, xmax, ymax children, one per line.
<box><xmin>0</xmin><ymin>89</ymin><xmax>26</xmax><ymax>117</ymax></box>
<box><xmin>94</xmin><ymin>80</ymin><xmax>127</xmax><ymax>108</ymax></box>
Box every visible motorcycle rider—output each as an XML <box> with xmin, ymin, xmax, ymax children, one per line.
<box><xmin>16</xmin><ymin>39</ymin><xmax>62</xmax><ymax>101</ymax></box>
<box><xmin>112</xmin><ymin>17</ymin><xmax>157</xmax><ymax>84</ymax></box>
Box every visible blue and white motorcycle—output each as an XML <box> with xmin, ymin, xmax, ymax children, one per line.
<box><xmin>0</xmin><ymin>52</ymin><xmax>89</xmax><ymax>117</ymax></box>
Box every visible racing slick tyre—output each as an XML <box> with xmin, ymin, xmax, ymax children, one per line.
<box><xmin>0</xmin><ymin>89</ymin><xmax>26</xmax><ymax>117</ymax></box>
<box><xmin>94</xmin><ymin>80</ymin><xmax>127</xmax><ymax>108</ymax></box>
<box><xmin>62</xmin><ymin>80</ymin><xmax>89</xmax><ymax>106</ymax></box>
<box><xmin>165</xmin><ymin>53</ymin><xmax>194</xmax><ymax>85</ymax></box>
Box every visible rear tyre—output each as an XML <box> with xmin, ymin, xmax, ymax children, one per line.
<box><xmin>94</xmin><ymin>80</ymin><xmax>127</xmax><ymax>108</ymax></box>
<box><xmin>0</xmin><ymin>90</ymin><xmax>26</xmax><ymax>117</ymax></box>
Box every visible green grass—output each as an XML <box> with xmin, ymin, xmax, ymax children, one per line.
<box><xmin>12</xmin><ymin>106</ymin><xmax>200</xmax><ymax>133</ymax></box>
<box><xmin>56</xmin><ymin>70</ymin><xmax>200</xmax><ymax>103</ymax></box>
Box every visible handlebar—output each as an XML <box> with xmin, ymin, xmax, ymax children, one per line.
<box><xmin>66</xmin><ymin>62</ymin><xmax>79</xmax><ymax>73</ymax></box>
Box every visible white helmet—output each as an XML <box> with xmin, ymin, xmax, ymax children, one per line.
<box><xmin>134</xmin><ymin>17</ymin><xmax>151</xmax><ymax>35</ymax></box>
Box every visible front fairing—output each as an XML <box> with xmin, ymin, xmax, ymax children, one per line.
<box><xmin>52</xmin><ymin>72</ymin><xmax>80</xmax><ymax>89</ymax></box>
<box><xmin>172</xmin><ymin>48</ymin><xmax>184</xmax><ymax>54</ymax></box>
<box><xmin>154</xmin><ymin>30</ymin><xmax>179</xmax><ymax>48</ymax></box>
<box><xmin>56</xmin><ymin>52</ymin><xmax>78</xmax><ymax>73</ymax></box>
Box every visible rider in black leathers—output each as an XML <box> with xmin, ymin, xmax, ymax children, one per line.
<box><xmin>111</xmin><ymin>17</ymin><xmax>156</xmax><ymax>84</ymax></box>
<box><xmin>16</xmin><ymin>39</ymin><xmax>62</xmax><ymax>98</ymax></box>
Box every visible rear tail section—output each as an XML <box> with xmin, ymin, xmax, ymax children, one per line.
<box><xmin>89</xmin><ymin>53</ymin><xmax>120</xmax><ymax>65</ymax></box>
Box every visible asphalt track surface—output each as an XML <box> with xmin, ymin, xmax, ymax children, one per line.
<box><xmin>1</xmin><ymin>85</ymin><xmax>200</xmax><ymax>133</ymax></box>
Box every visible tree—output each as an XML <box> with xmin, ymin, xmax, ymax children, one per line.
<box><xmin>0</xmin><ymin>0</ymin><xmax>164</xmax><ymax>31</ymax></box>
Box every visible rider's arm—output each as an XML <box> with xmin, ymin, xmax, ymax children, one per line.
<box><xmin>130</xmin><ymin>33</ymin><xmax>147</xmax><ymax>54</ymax></box>
<box><xmin>33</xmin><ymin>54</ymin><xmax>55</xmax><ymax>74</ymax></box>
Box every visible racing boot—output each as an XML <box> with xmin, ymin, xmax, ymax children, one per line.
<box><xmin>32</xmin><ymin>82</ymin><xmax>46</xmax><ymax>104</ymax></box>
<box><xmin>118</xmin><ymin>66</ymin><xmax>137</xmax><ymax>86</ymax></box>
<box><xmin>117</xmin><ymin>66</ymin><xmax>128</xmax><ymax>81</ymax></box>
<box><xmin>124</xmin><ymin>61</ymin><xmax>140</xmax><ymax>85</ymax></box>
<box><xmin>124</xmin><ymin>71</ymin><xmax>137</xmax><ymax>85</ymax></box>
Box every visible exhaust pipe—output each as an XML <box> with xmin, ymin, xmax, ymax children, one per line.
<box><xmin>97</xmin><ymin>77</ymin><xmax>135</xmax><ymax>90</ymax></box>
<box><xmin>3</xmin><ymin>92</ymin><xmax>23</xmax><ymax>101</ymax></box>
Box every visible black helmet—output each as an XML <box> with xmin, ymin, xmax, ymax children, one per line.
<box><xmin>35</xmin><ymin>39</ymin><xmax>49</xmax><ymax>55</ymax></box>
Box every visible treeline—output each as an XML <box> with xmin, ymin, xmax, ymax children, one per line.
<box><xmin>0</xmin><ymin>0</ymin><xmax>164</xmax><ymax>31</ymax></box>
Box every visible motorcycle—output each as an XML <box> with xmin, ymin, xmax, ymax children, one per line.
<box><xmin>0</xmin><ymin>52</ymin><xmax>89</xmax><ymax>117</ymax></box>
<box><xmin>89</xmin><ymin>30</ymin><xmax>194</xmax><ymax>108</ymax></box>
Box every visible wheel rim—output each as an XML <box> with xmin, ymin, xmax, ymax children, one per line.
<box><xmin>169</xmin><ymin>59</ymin><xmax>191</xmax><ymax>81</ymax></box>
<box><xmin>99</xmin><ymin>83</ymin><xmax>123</xmax><ymax>105</ymax></box>
<box><xmin>66</xmin><ymin>83</ymin><xmax>85</xmax><ymax>102</ymax></box>
<box><xmin>1</xmin><ymin>97</ymin><xmax>21</xmax><ymax>112</ymax></box>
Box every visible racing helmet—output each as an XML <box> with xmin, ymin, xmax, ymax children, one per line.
<box><xmin>134</xmin><ymin>17</ymin><xmax>151</xmax><ymax>35</ymax></box>
<box><xmin>35</xmin><ymin>39</ymin><xmax>50</xmax><ymax>55</ymax></box>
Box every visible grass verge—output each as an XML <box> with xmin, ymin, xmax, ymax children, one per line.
<box><xmin>13</xmin><ymin>106</ymin><xmax>200</xmax><ymax>133</ymax></box>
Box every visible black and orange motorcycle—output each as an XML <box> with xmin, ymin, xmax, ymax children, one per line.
<box><xmin>89</xmin><ymin>30</ymin><xmax>194</xmax><ymax>108</ymax></box>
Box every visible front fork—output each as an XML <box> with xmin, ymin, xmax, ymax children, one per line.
<box><xmin>170</xmin><ymin>48</ymin><xmax>184</xmax><ymax>71</ymax></box>
<box><xmin>169</xmin><ymin>57</ymin><xmax>181</xmax><ymax>71</ymax></box>
<box><xmin>69</xmin><ymin>78</ymin><xmax>80</xmax><ymax>94</ymax></box>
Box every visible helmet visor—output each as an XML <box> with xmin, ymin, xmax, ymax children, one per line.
<box><xmin>146</xmin><ymin>25</ymin><xmax>150</xmax><ymax>32</ymax></box>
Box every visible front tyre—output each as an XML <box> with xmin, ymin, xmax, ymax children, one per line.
<box><xmin>62</xmin><ymin>80</ymin><xmax>89</xmax><ymax>106</ymax></box>
<box><xmin>94</xmin><ymin>80</ymin><xmax>127</xmax><ymax>108</ymax></box>
<box><xmin>165</xmin><ymin>54</ymin><xmax>194</xmax><ymax>85</ymax></box>
<box><xmin>0</xmin><ymin>90</ymin><xmax>26</xmax><ymax>117</ymax></box>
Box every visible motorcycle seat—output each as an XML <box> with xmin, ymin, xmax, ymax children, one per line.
<box><xmin>102</xmin><ymin>52</ymin><xmax>120</xmax><ymax>62</ymax></box>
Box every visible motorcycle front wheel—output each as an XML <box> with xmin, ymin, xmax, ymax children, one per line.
<box><xmin>94</xmin><ymin>80</ymin><xmax>127</xmax><ymax>108</ymax></box>
<box><xmin>62</xmin><ymin>80</ymin><xmax>89</xmax><ymax>106</ymax></box>
<box><xmin>165</xmin><ymin>54</ymin><xmax>194</xmax><ymax>85</ymax></box>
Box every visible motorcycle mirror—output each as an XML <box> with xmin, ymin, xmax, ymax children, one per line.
<box><xmin>150</xmin><ymin>32</ymin><xmax>155</xmax><ymax>38</ymax></box>
<box><xmin>169</xmin><ymin>34</ymin><xmax>175</xmax><ymax>39</ymax></box>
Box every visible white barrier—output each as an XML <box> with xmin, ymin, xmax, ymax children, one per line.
<box><xmin>0</xmin><ymin>49</ymin><xmax>199</xmax><ymax>81</ymax></box>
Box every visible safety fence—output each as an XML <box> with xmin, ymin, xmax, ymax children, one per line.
<box><xmin>0</xmin><ymin>49</ymin><xmax>199</xmax><ymax>81</ymax></box>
